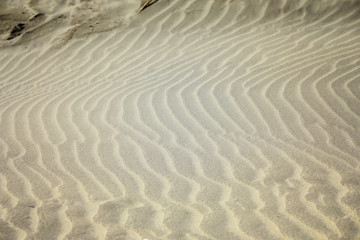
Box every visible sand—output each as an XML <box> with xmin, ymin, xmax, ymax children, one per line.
<box><xmin>0</xmin><ymin>0</ymin><xmax>360</xmax><ymax>239</ymax></box>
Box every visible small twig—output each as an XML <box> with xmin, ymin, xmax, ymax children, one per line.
<box><xmin>138</xmin><ymin>0</ymin><xmax>153</xmax><ymax>13</ymax></box>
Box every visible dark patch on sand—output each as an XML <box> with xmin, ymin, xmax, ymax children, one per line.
<box><xmin>7</xmin><ymin>23</ymin><xmax>26</xmax><ymax>40</ymax></box>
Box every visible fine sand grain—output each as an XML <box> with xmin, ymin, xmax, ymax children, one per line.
<box><xmin>1</xmin><ymin>0</ymin><xmax>360</xmax><ymax>239</ymax></box>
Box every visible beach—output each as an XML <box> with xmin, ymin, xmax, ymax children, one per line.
<box><xmin>0</xmin><ymin>0</ymin><xmax>360</xmax><ymax>239</ymax></box>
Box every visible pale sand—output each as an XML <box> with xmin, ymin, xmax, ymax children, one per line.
<box><xmin>1</xmin><ymin>0</ymin><xmax>360</xmax><ymax>239</ymax></box>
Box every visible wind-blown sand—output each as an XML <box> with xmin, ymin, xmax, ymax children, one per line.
<box><xmin>1</xmin><ymin>0</ymin><xmax>360</xmax><ymax>239</ymax></box>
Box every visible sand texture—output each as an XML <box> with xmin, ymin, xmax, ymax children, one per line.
<box><xmin>1</xmin><ymin>0</ymin><xmax>360</xmax><ymax>239</ymax></box>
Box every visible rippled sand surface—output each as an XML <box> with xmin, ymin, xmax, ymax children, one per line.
<box><xmin>1</xmin><ymin>0</ymin><xmax>360</xmax><ymax>239</ymax></box>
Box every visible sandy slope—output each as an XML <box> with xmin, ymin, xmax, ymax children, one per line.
<box><xmin>1</xmin><ymin>0</ymin><xmax>360</xmax><ymax>239</ymax></box>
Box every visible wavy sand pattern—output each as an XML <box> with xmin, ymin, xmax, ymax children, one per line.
<box><xmin>1</xmin><ymin>0</ymin><xmax>360</xmax><ymax>239</ymax></box>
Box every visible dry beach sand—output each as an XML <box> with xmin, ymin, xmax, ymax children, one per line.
<box><xmin>1</xmin><ymin>0</ymin><xmax>360</xmax><ymax>239</ymax></box>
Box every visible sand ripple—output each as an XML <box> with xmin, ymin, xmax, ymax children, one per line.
<box><xmin>1</xmin><ymin>0</ymin><xmax>360</xmax><ymax>239</ymax></box>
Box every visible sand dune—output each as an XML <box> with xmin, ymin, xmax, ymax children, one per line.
<box><xmin>1</xmin><ymin>0</ymin><xmax>360</xmax><ymax>239</ymax></box>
